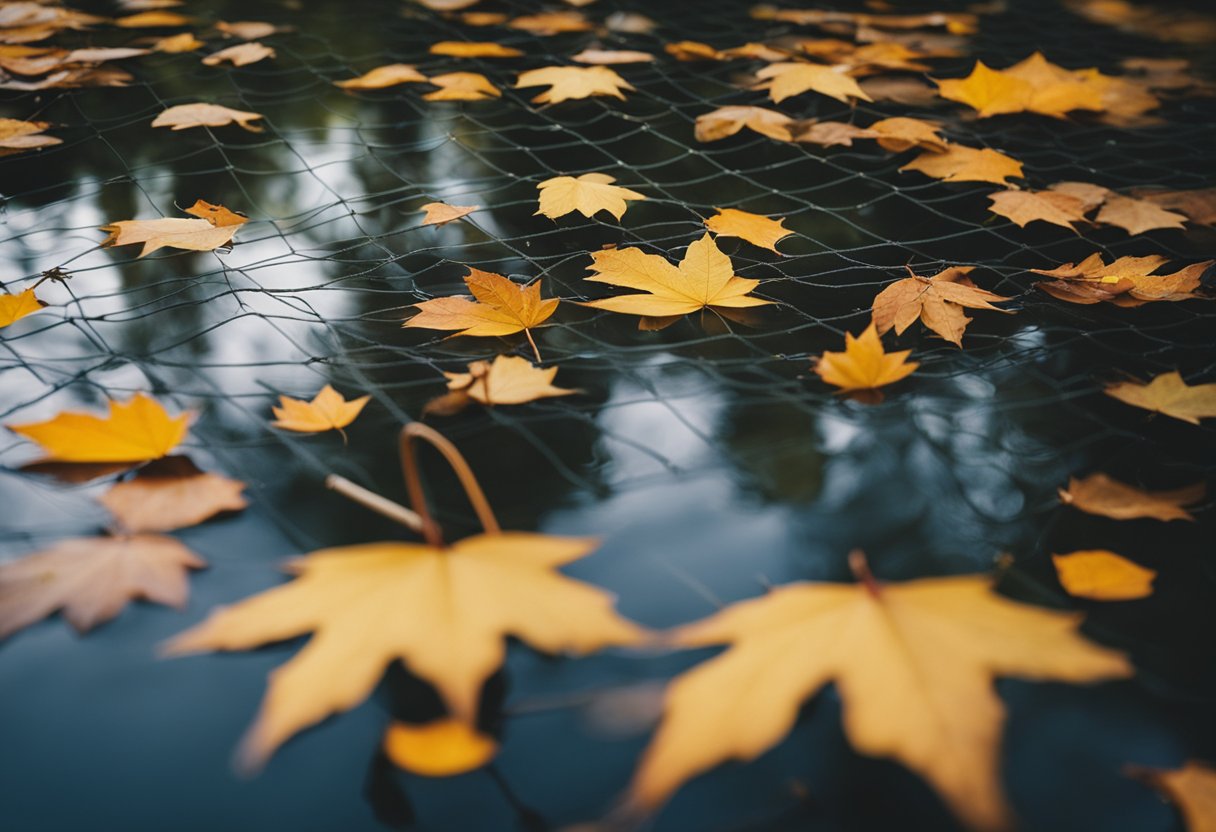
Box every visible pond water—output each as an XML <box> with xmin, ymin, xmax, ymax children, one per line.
<box><xmin>2</xmin><ymin>0</ymin><xmax>1216</xmax><ymax>830</ymax></box>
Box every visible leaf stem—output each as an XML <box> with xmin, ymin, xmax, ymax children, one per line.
<box><xmin>523</xmin><ymin>328</ymin><xmax>542</xmax><ymax>363</ymax></box>
<box><xmin>325</xmin><ymin>475</ymin><xmax>423</xmax><ymax>533</ymax></box>
<box><xmin>398</xmin><ymin>423</ymin><xmax>501</xmax><ymax>548</ymax></box>
<box><xmin>848</xmin><ymin>549</ymin><xmax>883</xmax><ymax>598</ymax></box>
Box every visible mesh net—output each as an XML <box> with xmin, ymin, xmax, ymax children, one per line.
<box><xmin>2</xmin><ymin>0</ymin><xmax>1216</xmax><ymax>829</ymax></box>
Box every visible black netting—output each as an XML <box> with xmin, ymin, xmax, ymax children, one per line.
<box><xmin>2</xmin><ymin>1</ymin><xmax>1216</xmax><ymax>830</ymax></box>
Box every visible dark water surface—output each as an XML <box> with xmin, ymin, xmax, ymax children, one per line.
<box><xmin>2</xmin><ymin>0</ymin><xmax>1216</xmax><ymax>830</ymax></box>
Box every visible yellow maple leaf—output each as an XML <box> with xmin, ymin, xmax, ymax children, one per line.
<box><xmin>404</xmin><ymin>268</ymin><xmax>558</xmax><ymax>361</ymax></box>
<box><xmin>704</xmin><ymin>208</ymin><xmax>792</xmax><ymax>253</ymax></box>
<box><xmin>515</xmin><ymin>65</ymin><xmax>635</xmax><ymax>104</ymax></box>
<box><xmin>423</xmin><ymin>72</ymin><xmax>500</xmax><ymax>101</ymax></box>
<box><xmin>99</xmin><ymin>458</ymin><xmax>248</xmax><ymax>534</ymax></box>
<box><xmin>1106</xmin><ymin>372</ymin><xmax>1216</xmax><ymax>425</ymax></box>
<box><xmin>101</xmin><ymin>200</ymin><xmax>247</xmax><ymax>257</ymax></box>
<box><xmin>814</xmin><ymin>323</ymin><xmax>918</xmax><ymax>395</ymax></box>
<box><xmin>900</xmin><ymin>143</ymin><xmax>1024</xmax><ymax>186</ymax></box>
<box><xmin>628</xmin><ymin>554</ymin><xmax>1131</xmax><ymax>831</ymax></box>
<box><xmin>1052</xmin><ymin>550</ymin><xmax>1156</xmax><ymax>601</ymax></box>
<box><xmin>429</xmin><ymin>355</ymin><xmax>578</xmax><ymax>415</ymax></box>
<box><xmin>420</xmin><ymin>202</ymin><xmax>479</xmax><ymax>226</ymax></box>
<box><xmin>164</xmin><ymin>526</ymin><xmax>644</xmax><ymax>770</ymax></box>
<box><xmin>936</xmin><ymin>59</ymin><xmax>1034</xmax><ymax>117</ymax></box>
<box><xmin>0</xmin><ymin>288</ymin><xmax>45</xmax><ymax>328</ymax></box>
<box><xmin>383</xmin><ymin>719</ymin><xmax>498</xmax><ymax>776</ymax></box>
<box><xmin>753</xmin><ymin>62</ymin><xmax>872</xmax><ymax>104</ymax></box>
<box><xmin>270</xmin><ymin>385</ymin><xmax>370</xmax><ymax>434</ymax></box>
<box><xmin>988</xmin><ymin>188</ymin><xmax>1090</xmax><ymax>231</ymax></box>
<box><xmin>1059</xmin><ymin>473</ymin><xmax>1203</xmax><ymax>522</ymax></box>
<box><xmin>535</xmin><ymin>172</ymin><xmax>646</xmax><ymax>221</ymax></box>
<box><xmin>334</xmin><ymin>64</ymin><xmax>428</xmax><ymax>90</ymax></box>
<box><xmin>581</xmin><ymin>234</ymin><xmax>772</xmax><ymax>330</ymax></box>
<box><xmin>694</xmin><ymin>105</ymin><xmax>796</xmax><ymax>142</ymax></box>
<box><xmin>429</xmin><ymin>41</ymin><xmax>522</xmax><ymax>58</ymax></box>
<box><xmin>115</xmin><ymin>11</ymin><xmax>193</xmax><ymax>27</ymax></box>
<box><xmin>0</xmin><ymin>535</ymin><xmax>206</xmax><ymax>640</ymax></box>
<box><xmin>151</xmin><ymin>102</ymin><xmax>264</xmax><ymax>132</ymax></box>
<box><xmin>8</xmin><ymin>393</ymin><xmax>189</xmax><ymax>463</ymax></box>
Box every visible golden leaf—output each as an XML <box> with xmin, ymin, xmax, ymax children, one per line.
<box><xmin>101</xmin><ymin>200</ymin><xmax>247</xmax><ymax>257</ymax></box>
<box><xmin>1031</xmin><ymin>253</ymin><xmax>1212</xmax><ymax>306</ymax></box>
<box><xmin>515</xmin><ymin>65</ymin><xmax>634</xmax><ymax>104</ymax></box>
<box><xmin>507</xmin><ymin>12</ymin><xmax>593</xmax><ymax>36</ymax></box>
<box><xmin>429</xmin><ymin>41</ymin><xmax>522</xmax><ymax>58</ymax></box>
<box><xmin>867</xmin><ymin>116</ymin><xmax>949</xmax><ymax>153</ymax></box>
<box><xmin>114</xmin><ymin>11</ymin><xmax>192</xmax><ymax>27</ymax></box>
<box><xmin>164</xmin><ymin>532</ymin><xmax>644</xmax><ymax>769</ymax></box>
<box><xmin>383</xmin><ymin>719</ymin><xmax>498</xmax><ymax>776</ymax></box>
<box><xmin>753</xmin><ymin>62</ymin><xmax>873</xmax><ymax>104</ymax></box>
<box><xmin>988</xmin><ymin>189</ymin><xmax>1090</xmax><ymax>231</ymax></box>
<box><xmin>0</xmin><ymin>535</ymin><xmax>205</xmax><ymax>640</ymax></box>
<box><xmin>270</xmin><ymin>385</ymin><xmax>370</xmax><ymax>434</ymax></box>
<box><xmin>423</xmin><ymin>72</ymin><xmax>500</xmax><ymax>101</ymax></box>
<box><xmin>8</xmin><ymin>393</ymin><xmax>189</xmax><ymax>463</ymax></box>
<box><xmin>900</xmin><ymin>143</ymin><xmax>1024</xmax><ymax>186</ymax></box>
<box><xmin>572</xmin><ymin>49</ymin><xmax>654</xmax><ymax>65</ymax></box>
<box><xmin>694</xmin><ymin>105</ymin><xmax>796</xmax><ymax>143</ymax></box>
<box><xmin>0</xmin><ymin>117</ymin><xmax>61</xmax><ymax>155</ymax></box>
<box><xmin>435</xmin><ymin>355</ymin><xmax>577</xmax><ymax>412</ymax></box>
<box><xmin>153</xmin><ymin>33</ymin><xmax>204</xmax><ymax>53</ymax></box>
<box><xmin>420</xmin><ymin>202</ymin><xmax>479</xmax><ymax>226</ymax></box>
<box><xmin>151</xmin><ymin>102</ymin><xmax>264</xmax><ymax>132</ymax></box>
<box><xmin>215</xmin><ymin>20</ymin><xmax>278</xmax><ymax>40</ymax></box>
<box><xmin>581</xmin><ymin>234</ymin><xmax>771</xmax><ymax>329</ymax></box>
<box><xmin>335</xmin><ymin>64</ymin><xmax>428</xmax><ymax>90</ymax></box>
<box><xmin>1059</xmin><ymin>473</ymin><xmax>1203</xmax><ymax>522</ymax></box>
<box><xmin>1106</xmin><ymin>372</ymin><xmax>1216</xmax><ymax>425</ymax></box>
<box><xmin>629</xmin><ymin>556</ymin><xmax>1131</xmax><ymax>830</ymax></box>
<box><xmin>704</xmin><ymin>208</ymin><xmax>792</xmax><ymax>253</ymax></box>
<box><xmin>535</xmin><ymin>173</ymin><xmax>646</xmax><ymax>221</ymax></box>
<box><xmin>814</xmin><ymin>323</ymin><xmax>918</xmax><ymax>395</ymax></box>
<box><xmin>0</xmin><ymin>288</ymin><xmax>45</xmax><ymax>328</ymax></box>
<box><xmin>1142</xmin><ymin>761</ymin><xmax>1216</xmax><ymax>832</ymax></box>
<box><xmin>1052</xmin><ymin>550</ymin><xmax>1156</xmax><ymax>601</ymax></box>
<box><xmin>202</xmin><ymin>42</ymin><xmax>275</xmax><ymax>67</ymax></box>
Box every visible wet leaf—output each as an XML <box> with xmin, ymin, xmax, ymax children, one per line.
<box><xmin>704</xmin><ymin>208</ymin><xmax>792</xmax><ymax>253</ymax></box>
<box><xmin>153</xmin><ymin>32</ymin><xmax>203</xmax><ymax>53</ymax></box>
<box><xmin>215</xmin><ymin>20</ymin><xmax>278</xmax><ymax>40</ymax></box>
<box><xmin>515</xmin><ymin>65</ymin><xmax>634</xmax><ymax>104</ymax></box>
<box><xmin>431</xmin><ymin>355</ymin><xmax>577</xmax><ymax>414</ymax></box>
<box><xmin>0</xmin><ymin>118</ymin><xmax>60</xmax><ymax>155</ymax></box>
<box><xmin>629</xmin><ymin>555</ymin><xmax>1130</xmax><ymax>830</ymax></box>
<box><xmin>753</xmin><ymin>62</ymin><xmax>872</xmax><ymax>104</ymax></box>
<box><xmin>101</xmin><ymin>200</ymin><xmax>248</xmax><ymax>257</ymax></box>
<box><xmin>420</xmin><ymin>202</ymin><xmax>478</xmax><ymax>226</ymax></box>
<box><xmin>871</xmin><ymin>266</ymin><xmax>1013</xmax><ymax>347</ymax></box>
<box><xmin>507</xmin><ymin>12</ymin><xmax>592</xmax><ymax>36</ymax></box>
<box><xmin>383</xmin><ymin>719</ymin><xmax>498</xmax><ymax>776</ymax></box>
<box><xmin>1093</xmin><ymin>193</ymin><xmax>1188</xmax><ymax>235</ymax></box>
<box><xmin>0</xmin><ymin>535</ymin><xmax>205</xmax><ymax>640</ymax></box>
<box><xmin>1052</xmin><ymin>550</ymin><xmax>1156</xmax><ymax>601</ymax></box>
<box><xmin>581</xmin><ymin>234</ymin><xmax>772</xmax><ymax>329</ymax></box>
<box><xmin>1059</xmin><ymin>473</ymin><xmax>1203</xmax><ymax>522</ymax></box>
<box><xmin>164</xmin><ymin>532</ymin><xmax>644</xmax><ymax>769</ymax></box>
<box><xmin>429</xmin><ymin>41</ymin><xmax>522</xmax><ymax>58</ymax></box>
<box><xmin>1106</xmin><ymin>372</ymin><xmax>1216</xmax><ymax>425</ymax></box>
<box><xmin>813</xmin><ymin>323</ymin><xmax>918</xmax><ymax>395</ymax></box>
<box><xmin>335</xmin><ymin>64</ymin><xmax>428</xmax><ymax>90</ymax></box>
<box><xmin>1031</xmin><ymin>253</ymin><xmax>1212</xmax><ymax>306</ymax></box>
<box><xmin>404</xmin><ymin>268</ymin><xmax>558</xmax><ymax>360</ymax></box>
<box><xmin>151</xmin><ymin>102</ymin><xmax>265</xmax><ymax>132</ymax></box>
<box><xmin>99</xmin><ymin>457</ymin><xmax>248</xmax><ymax>533</ymax></box>
<box><xmin>571</xmin><ymin>49</ymin><xmax>654</xmax><ymax>65</ymax></box>
<box><xmin>8</xmin><ymin>393</ymin><xmax>189</xmax><ymax>463</ymax></box>
<box><xmin>423</xmin><ymin>72</ymin><xmax>500</xmax><ymax>101</ymax></box>
<box><xmin>535</xmin><ymin>173</ymin><xmax>646</xmax><ymax>221</ymax></box>
<box><xmin>0</xmin><ymin>288</ymin><xmax>45</xmax><ymax>327</ymax></box>
<box><xmin>900</xmin><ymin>143</ymin><xmax>1024</xmax><ymax>186</ymax></box>
<box><xmin>694</xmin><ymin>105</ymin><xmax>796</xmax><ymax>143</ymax></box>
<box><xmin>867</xmin><ymin>116</ymin><xmax>949</xmax><ymax>153</ymax></box>
<box><xmin>271</xmin><ymin>385</ymin><xmax>370</xmax><ymax>434</ymax></box>
<box><xmin>202</xmin><ymin>42</ymin><xmax>275</xmax><ymax>67</ymax></box>
<box><xmin>988</xmin><ymin>189</ymin><xmax>1090</xmax><ymax>231</ymax></box>
<box><xmin>115</xmin><ymin>11</ymin><xmax>192</xmax><ymax>27</ymax></box>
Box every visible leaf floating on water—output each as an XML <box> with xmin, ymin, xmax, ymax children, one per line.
<box><xmin>813</xmin><ymin>323</ymin><xmax>918</xmax><ymax>397</ymax></box>
<box><xmin>1052</xmin><ymin>550</ymin><xmax>1156</xmax><ymax>601</ymax></box>
<box><xmin>383</xmin><ymin>719</ymin><xmax>498</xmax><ymax>776</ymax></box>
<box><xmin>423</xmin><ymin>72</ymin><xmax>500</xmax><ymax>101</ymax></box>
<box><xmin>0</xmin><ymin>535</ymin><xmax>206</xmax><ymax>640</ymax></box>
<box><xmin>1059</xmin><ymin>473</ymin><xmax>1203</xmax><ymax>522</ymax></box>
<box><xmin>871</xmin><ymin>266</ymin><xmax>1013</xmax><ymax>347</ymax></box>
<box><xmin>1106</xmin><ymin>372</ymin><xmax>1216</xmax><ymax>425</ymax></box>
<box><xmin>900</xmin><ymin>143</ymin><xmax>1024</xmax><ymax>186</ymax></box>
<box><xmin>694</xmin><ymin>106</ymin><xmax>796</xmax><ymax>142</ymax></box>
<box><xmin>535</xmin><ymin>173</ymin><xmax>646</xmax><ymax>221</ymax></box>
<box><xmin>271</xmin><ymin>385</ymin><xmax>370</xmax><ymax>434</ymax></box>
<box><xmin>335</xmin><ymin>64</ymin><xmax>428</xmax><ymax>90</ymax></box>
<box><xmin>99</xmin><ymin>457</ymin><xmax>249</xmax><ymax>534</ymax></box>
<box><xmin>629</xmin><ymin>553</ymin><xmax>1131</xmax><ymax>831</ymax></box>
<box><xmin>0</xmin><ymin>288</ymin><xmax>45</xmax><ymax>328</ymax></box>
<box><xmin>0</xmin><ymin>117</ymin><xmax>61</xmax><ymax>155</ymax></box>
<box><xmin>8</xmin><ymin>393</ymin><xmax>189</xmax><ymax>463</ymax></box>
<box><xmin>704</xmin><ymin>208</ymin><xmax>792</xmax><ymax>253</ymax></box>
<box><xmin>752</xmin><ymin>62</ymin><xmax>873</xmax><ymax>104</ymax></box>
<box><xmin>515</xmin><ymin>65</ymin><xmax>634</xmax><ymax>104</ymax></box>
<box><xmin>151</xmin><ymin>102</ymin><xmax>265</xmax><ymax>132</ymax></box>
<box><xmin>101</xmin><ymin>200</ymin><xmax>248</xmax><ymax>256</ymax></box>
<box><xmin>428</xmin><ymin>355</ymin><xmax>578</xmax><ymax>415</ymax></box>
<box><xmin>202</xmin><ymin>42</ymin><xmax>275</xmax><ymax>67</ymax></box>
<box><xmin>429</xmin><ymin>41</ymin><xmax>522</xmax><ymax>58</ymax></box>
